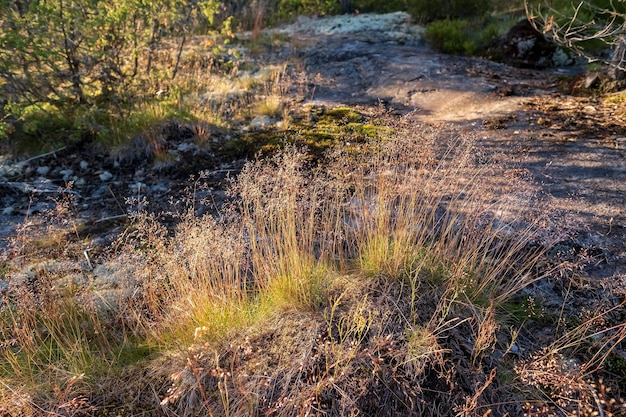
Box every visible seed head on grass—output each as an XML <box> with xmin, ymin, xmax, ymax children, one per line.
<box><xmin>157</xmin><ymin>121</ymin><xmax>562</xmax><ymax>416</ymax></box>
<box><xmin>6</xmin><ymin>115</ymin><xmax>605</xmax><ymax>416</ymax></box>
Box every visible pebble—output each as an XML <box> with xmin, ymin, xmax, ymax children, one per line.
<box><xmin>177</xmin><ymin>142</ymin><xmax>196</xmax><ymax>152</ymax></box>
<box><xmin>150</xmin><ymin>182</ymin><xmax>170</xmax><ymax>193</ymax></box>
<box><xmin>129</xmin><ymin>182</ymin><xmax>146</xmax><ymax>193</ymax></box>
<box><xmin>134</xmin><ymin>168</ymin><xmax>145</xmax><ymax>180</ymax></box>
<box><xmin>36</xmin><ymin>166</ymin><xmax>50</xmax><ymax>176</ymax></box>
<box><xmin>80</xmin><ymin>160</ymin><xmax>89</xmax><ymax>170</ymax></box>
<box><xmin>99</xmin><ymin>171</ymin><xmax>113</xmax><ymax>182</ymax></box>
<box><xmin>59</xmin><ymin>169</ymin><xmax>74</xmax><ymax>181</ymax></box>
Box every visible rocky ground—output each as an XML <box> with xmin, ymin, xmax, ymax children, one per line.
<box><xmin>1</xmin><ymin>11</ymin><xmax>625</xmax><ymax>285</ymax></box>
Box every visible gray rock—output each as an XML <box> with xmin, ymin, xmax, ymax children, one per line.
<box><xmin>584</xmin><ymin>72</ymin><xmax>601</xmax><ymax>89</ymax></box>
<box><xmin>250</xmin><ymin>115</ymin><xmax>275</xmax><ymax>130</ymax></box>
<box><xmin>134</xmin><ymin>168</ymin><xmax>145</xmax><ymax>180</ymax></box>
<box><xmin>79</xmin><ymin>160</ymin><xmax>89</xmax><ymax>170</ymax></box>
<box><xmin>36</xmin><ymin>166</ymin><xmax>50</xmax><ymax>176</ymax></box>
<box><xmin>552</xmin><ymin>48</ymin><xmax>573</xmax><ymax>67</ymax></box>
<box><xmin>150</xmin><ymin>182</ymin><xmax>170</xmax><ymax>193</ymax></box>
<box><xmin>177</xmin><ymin>142</ymin><xmax>197</xmax><ymax>152</ymax></box>
<box><xmin>129</xmin><ymin>182</ymin><xmax>146</xmax><ymax>193</ymax></box>
<box><xmin>59</xmin><ymin>169</ymin><xmax>74</xmax><ymax>181</ymax></box>
<box><xmin>99</xmin><ymin>171</ymin><xmax>113</xmax><ymax>182</ymax></box>
<box><xmin>26</xmin><ymin>201</ymin><xmax>53</xmax><ymax>216</ymax></box>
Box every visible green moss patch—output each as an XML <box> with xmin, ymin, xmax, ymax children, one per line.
<box><xmin>214</xmin><ymin>107</ymin><xmax>388</xmax><ymax>160</ymax></box>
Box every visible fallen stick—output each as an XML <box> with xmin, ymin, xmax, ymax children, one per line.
<box><xmin>94</xmin><ymin>214</ymin><xmax>128</xmax><ymax>223</ymax></box>
<box><xmin>18</xmin><ymin>146</ymin><xmax>67</xmax><ymax>165</ymax></box>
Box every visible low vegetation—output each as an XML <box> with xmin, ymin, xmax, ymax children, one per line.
<box><xmin>424</xmin><ymin>17</ymin><xmax>507</xmax><ymax>56</ymax></box>
<box><xmin>0</xmin><ymin>0</ymin><xmax>529</xmax><ymax>157</ymax></box>
<box><xmin>1</xmin><ymin>120</ymin><xmax>625</xmax><ymax>415</ymax></box>
<box><xmin>1</xmin><ymin>0</ymin><xmax>626</xmax><ymax>416</ymax></box>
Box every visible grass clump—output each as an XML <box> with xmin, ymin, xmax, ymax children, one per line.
<box><xmin>141</xmin><ymin>125</ymin><xmax>555</xmax><ymax>415</ymax></box>
<box><xmin>2</xmin><ymin>121</ymin><xmax>625</xmax><ymax>415</ymax></box>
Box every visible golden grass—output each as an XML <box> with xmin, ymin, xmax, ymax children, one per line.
<box><xmin>1</xmin><ymin>122</ymin><xmax>625</xmax><ymax>415</ymax></box>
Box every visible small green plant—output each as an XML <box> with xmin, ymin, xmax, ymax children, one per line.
<box><xmin>273</xmin><ymin>0</ymin><xmax>340</xmax><ymax>22</ymax></box>
<box><xmin>410</xmin><ymin>0</ymin><xmax>493</xmax><ymax>22</ymax></box>
<box><xmin>425</xmin><ymin>17</ymin><xmax>504</xmax><ymax>56</ymax></box>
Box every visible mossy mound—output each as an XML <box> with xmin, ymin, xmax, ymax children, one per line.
<box><xmin>214</xmin><ymin>107</ymin><xmax>388</xmax><ymax>160</ymax></box>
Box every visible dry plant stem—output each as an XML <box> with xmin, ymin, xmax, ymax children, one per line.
<box><xmin>526</xmin><ymin>0</ymin><xmax>626</xmax><ymax>73</ymax></box>
<box><xmin>18</xmin><ymin>147</ymin><xmax>67</xmax><ymax>165</ymax></box>
<box><xmin>3</xmin><ymin>122</ymin><xmax>582</xmax><ymax>415</ymax></box>
<box><xmin>190</xmin><ymin>356</ymin><xmax>215</xmax><ymax>417</ymax></box>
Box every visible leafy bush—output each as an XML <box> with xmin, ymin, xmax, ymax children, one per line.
<box><xmin>0</xmin><ymin>0</ymin><xmax>224</xmax><ymax>153</ymax></box>
<box><xmin>425</xmin><ymin>17</ymin><xmax>505</xmax><ymax>56</ymax></box>
<box><xmin>273</xmin><ymin>0</ymin><xmax>340</xmax><ymax>22</ymax></box>
<box><xmin>352</xmin><ymin>0</ymin><xmax>408</xmax><ymax>13</ymax></box>
<box><xmin>425</xmin><ymin>19</ymin><xmax>475</xmax><ymax>55</ymax></box>
<box><xmin>409</xmin><ymin>0</ymin><xmax>493</xmax><ymax>22</ymax></box>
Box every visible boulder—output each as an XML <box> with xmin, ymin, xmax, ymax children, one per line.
<box><xmin>486</xmin><ymin>19</ymin><xmax>573</xmax><ymax>69</ymax></box>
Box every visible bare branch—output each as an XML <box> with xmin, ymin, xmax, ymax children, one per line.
<box><xmin>526</xmin><ymin>0</ymin><xmax>626</xmax><ymax>77</ymax></box>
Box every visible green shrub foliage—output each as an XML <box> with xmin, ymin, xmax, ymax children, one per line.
<box><xmin>410</xmin><ymin>0</ymin><xmax>493</xmax><ymax>22</ymax></box>
<box><xmin>425</xmin><ymin>18</ymin><xmax>501</xmax><ymax>56</ymax></box>
<box><xmin>0</xmin><ymin>0</ymin><xmax>220</xmax><ymax>146</ymax></box>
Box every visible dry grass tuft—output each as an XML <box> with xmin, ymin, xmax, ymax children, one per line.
<box><xmin>2</xmin><ymin>120</ymin><xmax>624</xmax><ymax>415</ymax></box>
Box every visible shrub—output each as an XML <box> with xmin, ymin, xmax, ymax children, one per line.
<box><xmin>409</xmin><ymin>0</ymin><xmax>493</xmax><ymax>22</ymax></box>
<box><xmin>352</xmin><ymin>0</ymin><xmax>408</xmax><ymax>13</ymax></box>
<box><xmin>425</xmin><ymin>17</ymin><xmax>505</xmax><ymax>56</ymax></box>
<box><xmin>0</xmin><ymin>0</ymin><xmax>225</xmax><ymax>154</ymax></box>
<box><xmin>425</xmin><ymin>19</ymin><xmax>476</xmax><ymax>55</ymax></box>
<box><xmin>273</xmin><ymin>0</ymin><xmax>340</xmax><ymax>22</ymax></box>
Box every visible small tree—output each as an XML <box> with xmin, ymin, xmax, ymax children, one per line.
<box><xmin>526</xmin><ymin>0</ymin><xmax>626</xmax><ymax>79</ymax></box>
<box><xmin>0</xmin><ymin>0</ymin><xmax>221</xmax><ymax>144</ymax></box>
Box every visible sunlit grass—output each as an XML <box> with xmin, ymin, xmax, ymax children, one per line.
<box><xmin>2</xmin><ymin>120</ymin><xmax>624</xmax><ymax>415</ymax></box>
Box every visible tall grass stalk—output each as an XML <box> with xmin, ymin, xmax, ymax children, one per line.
<box><xmin>3</xmin><ymin>123</ymin><xmax>570</xmax><ymax>415</ymax></box>
<box><xmin>234</xmin><ymin>148</ymin><xmax>343</xmax><ymax>311</ymax></box>
<box><xmin>0</xmin><ymin>273</ymin><xmax>116</xmax><ymax>393</ymax></box>
<box><xmin>344</xmin><ymin>129</ymin><xmax>549</xmax><ymax>307</ymax></box>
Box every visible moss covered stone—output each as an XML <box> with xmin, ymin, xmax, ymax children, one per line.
<box><xmin>214</xmin><ymin>106</ymin><xmax>388</xmax><ymax>160</ymax></box>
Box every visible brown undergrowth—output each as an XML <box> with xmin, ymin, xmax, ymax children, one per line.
<box><xmin>1</xmin><ymin>121</ymin><xmax>625</xmax><ymax>416</ymax></box>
